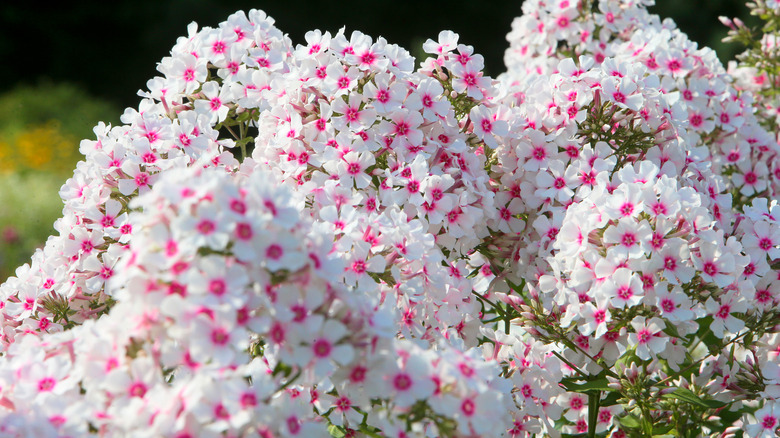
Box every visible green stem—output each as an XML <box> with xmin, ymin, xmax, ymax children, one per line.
<box><xmin>640</xmin><ymin>403</ymin><xmax>654</xmax><ymax>437</ymax></box>
<box><xmin>239</xmin><ymin>121</ymin><xmax>247</xmax><ymax>160</ymax></box>
<box><xmin>588</xmin><ymin>390</ymin><xmax>601</xmax><ymax>438</ymax></box>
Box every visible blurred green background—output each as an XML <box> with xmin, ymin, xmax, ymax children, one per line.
<box><xmin>0</xmin><ymin>0</ymin><xmax>756</xmax><ymax>281</ymax></box>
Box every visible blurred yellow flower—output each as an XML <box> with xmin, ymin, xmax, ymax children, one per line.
<box><xmin>0</xmin><ymin>120</ymin><xmax>80</xmax><ymax>174</ymax></box>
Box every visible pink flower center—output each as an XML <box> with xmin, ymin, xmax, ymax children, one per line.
<box><xmin>350</xmin><ymin>365</ymin><xmax>367</xmax><ymax>383</ymax></box>
<box><xmin>336</xmin><ymin>396</ymin><xmax>352</xmax><ymax>411</ymax></box>
<box><xmin>266</xmin><ymin>244</ymin><xmax>283</xmax><ymax>260</ymax></box>
<box><xmin>169</xmin><ymin>282</ymin><xmax>187</xmax><ymax>296</ymax></box>
<box><xmin>214</xmin><ymin>403</ymin><xmax>230</xmax><ymax>419</ymax></box>
<box><xmin>360</xmin><ymin>52</ymin><xmax>376</xmax><ymax>65</ymax></box>
<box><xmin>142</xmin><ymin>152</ymin><xmax>157</xmax><ymax>163</ymax></box>
<box><xmin>270</xmin><ymin>323</ymin><xmax>285</xmax><ymax>343</ymax></box>
<box><xmin>756</xmin><ymin>288</ymin><xmax>772</xmax><ymax>303</ymax></box>
<box><xmin>716</xmin><ymin>304</ymin><xmax>731</xmax><ymax>320</ymax></box>
<box><xmin>39</xmin><ymin>317</ymin><xmax>51</xmax><ymax>330</ymax></box>
<box><xmin>236</xmin><ymin>223</ymin><xmax>253</xmax><ymax>240</ymax></box>
<box><xmin>209</xmin><ymin>279</ymin><xmax>226</xmax><ymax>296</ymax></box>
<box><xmin>393</xmin><ymin>373</ymin><xmax>412</xmax><ymax>391</ymax></box>
<box><xmin>211</xmin><ymin>327</ymin><xmax>229</xmax><ymax>345</ymax></box>
<box><xmin>101</xmin><ymin>215</ymin><xmax>115</xmax><ymax>228</ymax></box>
<box><xmin>135</xmin><ymin>172</ymin><xmax>150</xmax><ymax>187</ymax></box>
<box><xmin>38</xmin><ymin>378</ymin><xmax>56</xmax><ymax>392</ymax></box>
<box><xmin>197</xmin><ymin>220</ymin><xmax>215</xmax><ymax>235</ymax></box>
<box><xmin>230</xmin><ymin>199</ymin><xmax>246</xmax><ymax>214</ymax></box>
<box><xmin>240</xmin><ymin>392</ymin><xmax>257</xmax><ymax>408</ymax></box>
<box><xmin>351</xmin><ymin>260</ymin><xmax>367</xmax><ymax>274</ymax></box>
<box><xmin>312</xmin><ymin>339</ymin><xmax>332</xmax><ymax>358</ymax></box>
<box><xmin>481</xmin><ymin>119</ymin><xmax>493</xmax><ymax>133</ymax></box>
<box><xmin>128</xmin><ymin>382</ymin><xmax>147</xmax><ymax>398</ymax></box>
<box><xmin>212</xmin><ymin>41</ymin><xmax>226</xmax><ymax>54</ymax></box>
<box><xmin>461</xmin><ymin>399</ymin><xmax>476</xmax><ymax>416</ymax></box>
<box><xmin>347</xmin><ymin>162</ymin><xmax>362</xmax><ymax>175</ymax></box>
<box><xmin>287</xmin><ymin>416</ymin><xmax>301</xmax><ymax>434</ymax></box>
<box><xmin>650</xmin><ymin>233</ymin><xmax>664</xmax><ymax>249</ymax></box>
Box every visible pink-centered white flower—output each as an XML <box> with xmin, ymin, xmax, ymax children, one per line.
<box><xmin>470</xmin><ymin>105</ymin><xmax>508</xmax><ymax>149</ymax></box>
<box><xmin>602</xmin><ymin>217</ymin><xmax>652</xmax><ymax>261</ymax></box>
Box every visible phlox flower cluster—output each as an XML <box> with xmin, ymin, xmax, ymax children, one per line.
<box><xmin>493</xmin><ymin>0</ymin><xmax>780</xmax><ymax>433</ymax></box>
<box><xmin>503</xmin><ymin>0</ymin><xmax>780</xmax><ymax>206</ymax></box>
<box><xmin>0</xmin><ymin>8</ymin><xmax>518</xmax><ymax>438</ymax></box>
<box><xmin>0</xmin><ymin>0</ymin><xmax>778</xmax><ymax>436</ymax></box>
<box><xmin>240</xmin><ymin>24</ymin><xmax>506</xmax><ymax>347</ymax></box>
<box><xmin>0</xmin><ymin>167</ymin><xmax>514</xmax><ymax>437</ymax></box>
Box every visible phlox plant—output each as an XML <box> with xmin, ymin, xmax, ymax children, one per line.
<box><xmin>0</xmin><ymin>0</ymin><xmax>779</xmax><ymax>437</ymax></box>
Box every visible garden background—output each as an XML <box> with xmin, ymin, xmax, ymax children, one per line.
<box><xmin>0</xmin><ymin>0</ymin><xmax>756</xmax><ymax>282</ymax></box>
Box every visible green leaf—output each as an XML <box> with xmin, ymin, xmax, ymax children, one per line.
<box><xmin>617</xmin><ymin>414</ymin><xmax>642</xmax><ymax>429</ymax></box>
<box><xmin>661</xmin><ymin>319</ymin><xmax>681</xmax><ymax>339</ymax></box>
<box><xmin>560</xmin><ymin>376</ymin><xmax>615</xmax><ymax>393</ymax></box>
<box><xmin>328</xmin><ymin>425</ymin><xmax>345</xmax><ymax>438</ymax></box>
<box><xmin>599</xmin><ymin>391</ymin><xmax>622</xmax><ymax>407</ymax></box>
<box><xmin>652</xmin><ymin>422</ymin><xmax>674</xmax><ymax>435</ymax></box>
<box><xmin>661</xmin><ymin>388</ymin><xmax>727</xmax><ymax>409</ymax></box>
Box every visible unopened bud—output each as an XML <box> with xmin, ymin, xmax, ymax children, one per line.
<box><xmin>718</xmin><ymin>16</ymin><xmax>734</xmax><ymax>29</ymax></box>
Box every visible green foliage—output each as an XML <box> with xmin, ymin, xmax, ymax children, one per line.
<box><xmin>0</xmin><ymin>172</ymin><xmax>63</xmax><ymax>280</ymax></box>
<box><xmin>0</xmin><ymin>82</ymin><xmax>119</xmax><ymax>175</ymax></box>
<box><xmin>0</xmin><ymin>80</ymin><xmax>119</xmax><ymax>142</ymax></box>
<box><xmin>0</xmin><ymin>82</ymin><xmax>119</xmax><ymax>281</ymax></box>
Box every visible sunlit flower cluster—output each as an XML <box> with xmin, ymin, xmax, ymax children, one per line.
<box><xmin>0</xmin><ymin>1</ymin><xmax>778</xmax><ymax>437</ymax></box>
